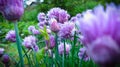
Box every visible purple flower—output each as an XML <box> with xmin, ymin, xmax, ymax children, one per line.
<box><xmin>59</xmin><ymin>22</ymin><xmax>75</xmax><ymax>38</ymax></box>
<box><xmin>47</xmin><ymin>7</ymin><xmax>70</xmax><ymax>23</ymax></box>
<box><xmin>0</xmin><ymin>48</ymin><xmax>4</xmax><ymax>57</ymax></box>
<box><xmin>58</xmin><ymin>43</ymin><xmax>71</xmax><ymax>55</ymax></box>
<box><xmin>0</xmin><ymin>0</ymin><xmax>24</xmax><ymax>21</ymax></box>
<box><xmin>78</xmin><ymin>47</ymin><xmax>90</xmax><ymax>61</ymax></box>
<box><xmin>49</xmin><ymin>18</ymin><xmax>60</xmax><ymax>33</ymax></box>
<box><xmin>2</xmin><ymin>54</ymin><xmax>10</xmax><ymax>64</ymax></box>
<box><xmin>37</xmin><ymin>12</ymin><xmax>46</xmax><ymax>22</ymax></box>
<box><xmin>28</xmin><ymin>26</ymin><xmax>35</xmax><ymax>31</ymax></box>
<box><xmin>6</xmin><ymin>30</ymin><xmax>16</xmax><ymax>42</ymax></box>
<box><xmin>23</xmin><ymin>35</ymin><xmax>39</xmax><ymax>51</ymax></box>
<box><xmin>79</xmin><ymin>4</ymin><xmax>120</xmax><ymax>66</ymax></box>
<box><xmin>28</xmin><ymin>26</ymin><xmax>40</xmax><ymax>35</ymax></box>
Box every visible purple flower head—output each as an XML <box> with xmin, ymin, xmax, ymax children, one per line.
<box><xmin>70</xmin><ymin>17</ymin><xmax>77</xmax><ymax>22</ymax></box>
<box><xmin>0</xmin><ymin>0</ymin><xmax>24</xmax><ymax>21</ymax></box>
<box><xmin>47</xmin><ymin>7</ymin><xmax>70</xmax><ymax>23</ymax></box>
<box><xmin>28</xmin><ymin>26</ymin><xmax>35</xmax><ymax>31</ymax></box>
<box><xmin>58</xmin><ymin>9</ymin><xmax>70</xmax><ymax>23</ymax></box>
<box><xmin>0</xmin><ymin>48</ymin><xmax>4</xmax><ymax>57</ymax></box>
<box><xmin>79</xmin><ymin>4</ymin><xmax>120</xmax><ymax>66</ymax></box>
<box><xmin>28</xmin><ymin>26</ymin><xmax>40</xmax><ymax>35</ymax></box>
<box><xmin>37</xmin><ymin>12</ymin><xmax>46</xmax><ymax>22</ymax></box>
<box><xmin>59</xmin><ymin>22</ymin><xmax>75</xmax><ymax>38</ymax></box>
<box><xmin>58</xmin><ymin>43</ymin><xmax>71</xmax><ymax>55</ymax></box>
<box><xmin>2</xmin><ymin>54</ymin><xmax>10</xmax><ymax>64</ymax></box>
<box><xmin>23</xmin><ymin>35</ymin><xmax>38</xmax><ymax>50</ymax></box>
<box><xmin>32</xmin><ymin>29</ymin><xmax>40</xmax><ymax>35</ymax></box>
<box><xmin>78</xmin><ymin>47</ymin><xmax>90</xmax><ymax>61</ymax></box>
<box><xmin>76</xmin><ymin>13</ymin><xmax>82</xmax><ymax>18</ymax></box>
<box><xmin>6</xmin><ymin>30</ymin><xmax>16</xmax><ymax>42</ymax></box>
<box><xmin>49</xmin><ymin>18</ymin><xmax>60</xmax><ymax>33</ymax></box>
<box><xmin>49</xmin><ymin>35</ymin><xmax>55</xmax><ymax>49</ymax></box>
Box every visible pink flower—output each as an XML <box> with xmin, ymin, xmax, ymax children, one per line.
<box><xmin>49</xmin><ymin>18</ymin><xmax>60</xmax><ymax>33</ymax></box>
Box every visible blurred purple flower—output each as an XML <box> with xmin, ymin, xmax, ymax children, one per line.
<box><xmin>28</xmin><ymin>26</ymin><xmax>35</xmax><ymax>31</ymax></box>
<box><xmin>78</xmin><ymin>47</ymin><xmax>90</xmax><ymax>61</ymax></box>
<box><xmin>23</xmin><ymin>35</ymin><xmax>39</xmax><ymax>51</ymax></box>
<box><xmin>49</xmin><ymin>18</ymin><xmax>60</xmax><ymax>33</ymax></box>
<box><xmin>58</xmin><ymin>43</ymin><xmax>71</xmax><ymax>55</ymax></box>
<box><xmin>6</xmin><ymin>30</ymin><xmax>16</xmax><ymax>42</ymax></box>
<box><xmin>2</xmin><ymin>54</ymin><xmax>10</xmax><ymax>64</ymax></box>
<box><xmin>37</xmin><ymin>12</ymin><xmax>46</xmax><ymax>22</ymax></box>
<box><xmin>47</xmin><ymin>7</ymin><xmax>70</xmax><ymax>23</ymax></box>
<box><xmin>59</xmin><ymin>22</ymin><xmax>75</xmax><ymax>38</ymax></box>
<box><xmin>79</xmin><ymin>4</ymin><xmax>120</xmax><ymax>66</ymax></box>
<box><xmin>0</xmin><ymin>0</ymin><xmax>24</xmax><ymax>21</ymax></box>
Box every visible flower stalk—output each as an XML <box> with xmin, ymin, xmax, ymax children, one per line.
<box><xmin>14</xmin><ymin>22</ymin><xmax>24</xmax><ymax>67</ymax></box>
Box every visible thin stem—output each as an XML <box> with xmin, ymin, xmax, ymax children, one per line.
<box><xmin>55</xmin><ymin>33</ymin><xmax>59</xmax><ymax>66</ymax></box>
<box><xmin>14</xmin><ymin>22</ymin><xmax>24</xmax><ymax>67</ymax></box>
<box><xmin>32</xmin><ymin>48</ymin><xmax>39</xmax><ymax>67</ymax></box>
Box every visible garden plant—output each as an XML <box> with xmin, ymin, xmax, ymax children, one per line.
<box><xmin>0</xmin><ymin>0</ymin><xmax>120</xmax><ymax>67</ymax></box>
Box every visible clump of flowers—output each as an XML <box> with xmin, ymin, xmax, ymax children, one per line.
<box><xmin>79</xmin><ymin>4</ymin><xmax>120</xmax><ymax>66</ymax></box>
<box><xmin>58</xmin><ymin>43</ymin><xmax>71</xmax><ymax>55</ymax></box>
<box><xmin>22</xmin><ymin>35</ymin><xmax>39</xmax><ymax>51</ymax></box>
<box><xmin>5</xmin><ymin>30</ymin><xmax>16</xmax><ymax>42</ymax></box>
<box><xmin>59</xmin><ymin>22</ymin><xmax>75</xmax><ymax>38</ymax></box>
<box><xmin>47</xmin><ymin>7</ymin><xmax>70</xmax><ymax>23</ymax></box>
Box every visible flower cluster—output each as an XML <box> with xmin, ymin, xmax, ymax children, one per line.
<box><xmin>47</xmin><ymin>8</ymin><xmax>70</xmax><ymax>24</ymax></box>
<box><xmin>5</xmin><ymin>30</ymin><xmax>16</xmax><ymax>42</ymax></box>
<box><xmin>22</xmin><ymin>35</ymin><xmax>39</xmax><ymax>51</ymax></box>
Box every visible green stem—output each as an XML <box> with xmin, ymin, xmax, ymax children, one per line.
<box><xmin>14</xmin><ymin>22</ymin><xmax>24</xmax><ymax>67</ymax></box>
<box><xmin>63</xmin><ymin>39</ymin><xmax>66</xmax><ymax>67</ymax></box>
<box><xmin>32</xmin><ymin>48</ymin><xmax>39</xmax><ymax>67</ymax></box>
<box><xmin>55</xmin><ymin>33</ymin><xmax>59</xmax><ymax>66</ymax></box>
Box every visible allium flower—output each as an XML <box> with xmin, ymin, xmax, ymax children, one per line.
<box><xmin>79</xmin><ymin>4</ymin><xmax>120</xmax><ymax>66</ymax></box>
<box><xmin>0</xmin><ymin>0</ymin><xmax>24</xmax><ymax>21</ymax></box>
<box><xmin>28</xmin><ymin>26</ymin><xmax>40</xmax><ymax>35</ymax></box>
<box><xmin>0</xmin><ymin>48</ymin><xmax>4</xmax><ymax>57</ymax></box>
<box><xmin>23</xmin><ymin>35</ymin><xmax>39</xmax><ymax>51</ymax></box>
<box><xmin>58</xmin><ymin>43</ymin><xmax>71</xmax><ymax>55</ymax></box>
<box><xmin>28</xmin><ymin>26</ymin><xmax>35</xmax><ymax>31</ymax></box>
<box><xmin>59</xmin><ymin>22</ymin><xmax>75</xmax><ymax>38</ymax></box>
<box><xmin>2</xmin><ymin>54</ymin><xmax>10</xmax><ymax>64</ymax></box>
<box><xmin>47</xmin><ymin>7</ymin><xmax>70</xmax><ymax>23</ymax></box>
<box><xmin>49</xmin><ymin>18</ymin><xmax>60</xmax><ymax>33</ymax></box>
<box><xmin>78</xmin><ymin>47</ymin><xmax>90</xmax><ymax>61</ymax></box>
<box><xmin>37</xmin><ymin>12</ymin><xmax>46</xmax><ymax>22</ymax></box>
<box><xmin>6</xmin><ymin>30</ymin><xmax>16</xmax><ymax>42</ymax></box>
